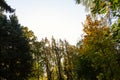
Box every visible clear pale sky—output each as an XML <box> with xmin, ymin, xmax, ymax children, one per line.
<box><xmin>7</xmin><ymin>0</ymin><xmax>87</xmax><ymax>45</ymax></box>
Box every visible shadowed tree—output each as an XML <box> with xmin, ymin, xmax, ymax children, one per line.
<box><xmin>0</xmin><ymin>14</ymin><xmax>33</xmax><ymax>80</ymax></box>
<box><xmin>51</xmin><ymin>38</ymin><xmax>64</xmax><ymax>80</ymax></box>
<box><xmin>75</xmin><ymin>15</ymin><xmax>120</xmax><ymax>80</ymax></box>
<box><xmin>0</xmin><ymin>0</ymin><xmax>14</xmax><ymax>13</ymax></box>
<box><xmin>63</xmin><ymin>40</ymin><xmax>75</xmax><ymax>80</ymax></box>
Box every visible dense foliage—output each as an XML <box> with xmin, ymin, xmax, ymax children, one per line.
<box><xmin>0</xmin><ymin>0</ymin><xmax>14</xmax><ymax>13</ymax></box>
<box><xmin>0</xmin><ymin>14</ymin><xmax>33</xmax><ymax>80</ymax></box>
<box><xmin>74</xmin><ymin>0</ymin><xmax>120</xmax><ymax>80</ymax></box>
<box><xmin>74</xmin><ymin>15</ymin><xmax>120</xmax><ymax>80</ymax></box>
<box><xmin>0</xmin><ymin>0</ymin><xmax>120</xmax><ymax>80</ymax></box>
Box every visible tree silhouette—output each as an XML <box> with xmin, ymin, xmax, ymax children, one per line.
<box><xmin>0</xmin><ymin>0</ymin><xmax>14</xmax><ymax>13</ymax></box>
<box><xmin>0</xmin><ymin>14</ymin><xmax>33</xmax><ymax>80</ymax></box>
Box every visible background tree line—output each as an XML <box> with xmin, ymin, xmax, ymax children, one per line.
<box><xmin>0</xmin><ymin>0</ymin><xmax>120</xmax><ymax>80</ymax></box>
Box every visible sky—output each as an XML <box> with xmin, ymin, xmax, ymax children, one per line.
<box><xmin>7</xmin><ymin>0</ymin><xmax>87</xmax><ymax>45</ymax></box>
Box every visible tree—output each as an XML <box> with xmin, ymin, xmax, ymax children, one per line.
<box><xmin>73</xmin><ymin>55</ymin><xmax>99</xmax><ymax>80</ymax></box>
<box><xmin>51</xmin><ymin>38</ymin><xmax>64</xmax><ymax>80</ymax></box>
<box><xmin>76</xmin><ymin>0</ymin><xmax>120</xmax><ymax>15</ymax></box>
<box><xmin>76</xmin><ymin>0</ymin><xmax>120</xmax><ymax>25</ymax></box>
<box><xmin>63</xmin><ymin>40</ymin><xmax>75</xmax><ymax>80</ymax></box>
<box><xmin>0</xmin><ymin>0</ymin><xmax>14</xmax><ymax>13</ymax></box>
<box><xmin>21</xmin><ymin>26</ymin><xmax>44</xmax><ymax>80</ymax></box>
<box><xmin>31</xmin><ymin>41</ymin><xmax>44</xmax><ymax>80</ymax></box>
<box><xmin>38</xmin><ymin>38</ymin><xmax>53</xmax><ymax>80</ymax></box>
<box><xmin>75</xmin><ymin>15</ymin><xmax>120</xmax><ymax>80</ymax></box>
<box><xmin>0</xmin><ymin>14</ymin><xmax>33</xmax><ymax>80</ymax></box>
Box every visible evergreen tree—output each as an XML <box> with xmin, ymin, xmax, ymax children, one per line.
<box><xmin>0</xmin><ymin>0</ymin><xmax>14</xmax><ymax>13</ymax></box>
<box><xmin>0</xmin><ymin>14</ymin><xmax>33</xmax><ymax>80</ymax></box>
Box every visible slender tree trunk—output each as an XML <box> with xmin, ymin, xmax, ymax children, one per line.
<box><xmin>38</xmin><ymin>63</ymin><xmax>40</xmax><ymax>80</ymax></box>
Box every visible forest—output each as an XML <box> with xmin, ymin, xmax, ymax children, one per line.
<box><xmin>0</xmin><ymin>0</ymin><xmax>120</xmax><ymax>80</ymax></box>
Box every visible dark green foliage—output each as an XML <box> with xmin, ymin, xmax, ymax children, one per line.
<box><xmin>0</xmin><ymin>14</ymin><xmax>33</xmax><ymax>80</ymax></box>
<box><xmin>73</xmin><ymin>15</ymin><xmax>120</xmax><ymax>80</ymax></box>
<box><xmin>73</xmin><ymin>55</ymin><xmax>99</xmax><ymax>80</ymax></box>
<box><xmin>0</xmin><ymin>0</ymin><xmax>14</xmax><ymax>13</ymax></box>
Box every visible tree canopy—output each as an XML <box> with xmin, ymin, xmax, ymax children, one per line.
<box><xmin>0</xmin><ymin>14</ymin><xmax>33</xmax><ymax>80</ymax></box>
<box><xmin>0</xmin><ymin>0</ymin><xmax>14</xmax><ymax>13</ymax></box>
<box><xmin>0</xmin><ymin>0</ymin><xmax>120</xmax><ymax>80</ymax></box>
